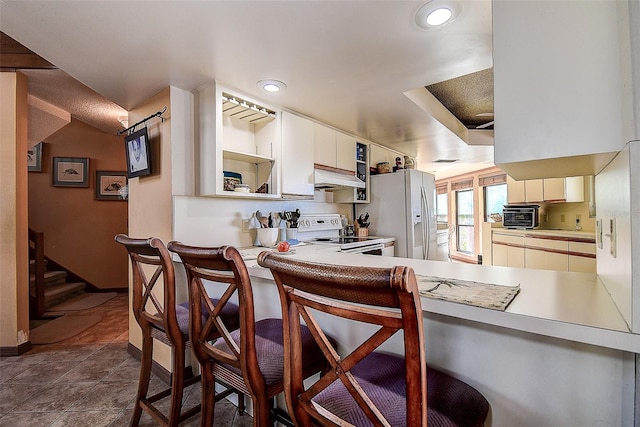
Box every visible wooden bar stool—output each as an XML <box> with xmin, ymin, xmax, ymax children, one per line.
<box><xmin>259</xmin><ymin>252</ymin><xmax>491</xmax><ymax>427</ymax></box>
<box><xmin>115</xmin><ymin>234</ymin><xmax>240</xmax><ymax>427</ymax></box>
<box><xmin>168</xmin><ymin>242</ymin><xmax>333</xmax><ymax>427</ymax></box>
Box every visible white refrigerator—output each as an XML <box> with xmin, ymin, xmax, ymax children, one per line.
<box><xmin>357</xmin><ymin>169</ymin><xmax>437</xmax><ymax>259</ymax></box>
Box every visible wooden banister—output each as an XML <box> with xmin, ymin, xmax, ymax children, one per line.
<box><xmin>28</xmin><ymin>228</ymin><xmax>46</xmax><ymax>318</ymax></box>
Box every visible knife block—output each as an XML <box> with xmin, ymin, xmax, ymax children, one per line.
<box><xmin>354</xmin><ymin>224</ymin><xmax>368</xmax><ymax>237</ymax></box>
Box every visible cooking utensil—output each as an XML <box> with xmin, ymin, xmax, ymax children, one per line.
<box><xmin>256</xmin><ymin>210</ymin><xmax>268</xmax><ymax>228</ymax></box>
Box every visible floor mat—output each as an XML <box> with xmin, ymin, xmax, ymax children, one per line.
<box><xmin>47</xmin><ymin>292</ymin><xmax>118</xmax><ymax>312</ymax></box>
<box><xmin>30</xmin><ymin>314</ymin><xmax>103</xmax><ymax>344</ymax></box>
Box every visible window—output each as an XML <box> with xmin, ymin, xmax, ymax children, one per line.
<box><xmin>456</xmin><ymin>189</ymin><xmax>474</xmax><ymax>253</ymax></box>
<box><xmin>436</xmin><ymin>192</ymin><xmax>448</xmax><ymax>224</ymax></box>
<box><xmin>484</xmin><ymin>183</ymin><xmax>507</xmax><ymax>222</ymax></box>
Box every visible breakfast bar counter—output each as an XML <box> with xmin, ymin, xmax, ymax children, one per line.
<box><xmin>232</xmin><ymin>245</ymin><xmax>636</xmax><ymax>426</ymax></box>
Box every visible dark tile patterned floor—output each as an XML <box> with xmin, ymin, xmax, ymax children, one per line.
<box><xmin>0</xmin><ymin>294</ymin><xmax>252</xmax><ymax>426</ymax></box>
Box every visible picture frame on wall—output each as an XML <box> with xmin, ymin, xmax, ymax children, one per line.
<box><xmin>95</xmin><ymin>171</ymin><xmax>128</xmax><ymax>200</ymax></box>
<box><xmin>124</xmin><ymin>127</ymin><xmax>152</xmax><ymax>178</ymax></box>
<box><xmin>28</xmin><ymin>142</ymin><xmax>43</xmax><ymax>172</ymax></box>
<box><xmin>52</xmin><ymin>157</ymin><xmax>89</xmax><ymax>187</ymax></box>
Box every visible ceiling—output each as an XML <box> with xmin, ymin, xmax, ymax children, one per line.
<box><xmin>0</xmin><ymin>1</ymin><xmax>495</xmax><ymax>179</ymax></box>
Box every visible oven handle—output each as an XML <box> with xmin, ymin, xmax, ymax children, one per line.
<box><xmin>340</xmin><ymin>242</ymin><xmax>385</xmax><ymax>254</ymax></box>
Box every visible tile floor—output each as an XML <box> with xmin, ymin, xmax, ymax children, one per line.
<box><xmin>0</xmin><ymin>293</ymin><xmax>252</xmax><ymax>426</ymax></box>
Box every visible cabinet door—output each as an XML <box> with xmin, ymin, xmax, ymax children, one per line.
<box><xmin>525</xmin><ymin>248</ymin><xmax>568</xmax><ymax>271</ymax></box>
<box><xmin>568</xmin><ymin>241</ymin><xmax>596</xmax><ymax>273</ymax></box>
<box><xmin>543</xmin><ymin>178</ymin><xmax>565</xmax><ymax>201</ymax></box>
<box><xmin>336</xmin><ymin>132</ymin><xmax>356</xmax><ymax>172</ymax></box>
<box><xmin>282</xmin><ymin>112</ymin><xmax>314</xmax><ymax>196</ymax></box>
<box><xmin>492</xmin><ymin>243</ymin><xmax>508</xmax><ymax>266</ymax></box>
<box><xmin>492</xmin><ymin>233</ymin><xmax>525</xmax><ymax>267</ymax></box>
<box><xmin>565</xmin><ymin>176</ymin><xmax>585</xmax><ymax>202</ymax></box>
<box><xmin>525</xmin><ymin>179</ymin><xmax>543</xmax><ymax>202</ymax></box>
<box><xmin>507</xmin><ymin>175</ymin><xmax>525</xmax><ymax>204</ymax></box>
<box><xmin>568</xmin><ymin>255</ymin><xmax>596</xmax><ymax>273</ymax></box>
<box><xmin>313</xmin><ymin>123</ymin><xmax>336</xmax><ymax>168</ymax></box>
<box><xmin>524</xmin><ymin>237</ymin><xmax>568</xmax><ymax>271</ymax></box>
<box><xmin>370</xmin><ymin>144</ymin><xmax>397</xmax><ymax>168</ymax></box>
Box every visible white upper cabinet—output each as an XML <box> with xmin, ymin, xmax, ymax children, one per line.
<box><xmin>493</xmin><ymin>1</ymin><xmax>633</xmax><ymax>179</ymax></box>
<box><xmin>507</xmin><ymin>175</ymin><xmax>585</xmax><ymax>203</ymax></box>
<box><xmin>313</xmin><ymin>123</ymin><xmax>336</xmax><ymax>168</ymax></box>
<box><xmin>370</xmin><ymin>144</ymin><xmax>402</xmax><ymax>170</ymax></box>
<box><xmin>282</xmin><ymin>112</ymin><xmax>314</xmax><ymax>197</ymax></box>
<box><xmin>196</xmin><ymin>82</ymin><xmax>281</xmax><ymax>198</ymax></box>
<box><xmin>335</xmin><ymin>132</ymin><xmax>357</xmax><ymax>172</ymax></box>
<box><xmin>313</xmin><ymin>124</ymin><xmax>357</xmax><ymax>173</ymax></box>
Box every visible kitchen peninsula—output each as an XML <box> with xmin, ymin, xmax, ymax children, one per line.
<box><xmin>228</xmin><ymin>244</ymin><xmax>636</xmax><ymax>426</ymax></box>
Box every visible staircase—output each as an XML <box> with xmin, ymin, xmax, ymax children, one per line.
<box><xmin>29</xmin><ymin>228</ymin><xmax>86</xmax><ymax>317</ymax></box>
<box><xmin>29</xmin><ymin>260</ymin><xmax>86</xmax><ymax>311</ymax></box>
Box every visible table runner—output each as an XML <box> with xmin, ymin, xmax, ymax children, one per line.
<box><xmin>417</xmin><ymin>275</ymin><xmax>520</xmax><ymax>311</ymax></box>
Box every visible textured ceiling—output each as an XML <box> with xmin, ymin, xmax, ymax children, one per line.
<box><xmin>0</xmin><ymin>1</ymin><xmax>496</xmax><ymax>178</ymax></box>
<box><xmin>426</xmin><ymin>68</ymin><xmax>494</xmax><ymax>129</ymax></box>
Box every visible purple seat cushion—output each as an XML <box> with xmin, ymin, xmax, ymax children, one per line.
<box><xmin>175</xmin><ymin>298</ymin><xmax>240</xmax><ymax>338</ymax></box>
<box><xmin>313</xmin><ymin>352</ymin><xmax>489</xmax><ymax>427</ymax></box>
<box><xmin>212</xmin><ymin>318</ymin><xmax>328</xmax><ymax>386</ymax></box>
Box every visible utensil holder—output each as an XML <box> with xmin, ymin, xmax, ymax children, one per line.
<box><xmin>256</xmin><ymin>228</ymin><xmax>278</xmax><ymax>247</ymax></box>
<box><xmin>355</xmin><ymin>225</ymin><xmax>368</xmax><ymax>237</ymax></box>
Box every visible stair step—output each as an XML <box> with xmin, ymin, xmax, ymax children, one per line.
<box><xmin>44</xmin><ymin>282</ymin><xmax>86</xmax><ymax>309</ymax></box>
<box><xmin>29</xmin><ymin>259</ymin><xmax>49</xmax><ymax>273</ymax></box>
<box><xmin>30</xmin><ymin>270</ymin><xmax>68</xmax><ymax>288</ymax></box>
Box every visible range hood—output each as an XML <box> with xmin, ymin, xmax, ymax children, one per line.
<box><xmin>314</xmin><ymin>169</ymin><xmax>365</xmax><ymax>190</ymax></box>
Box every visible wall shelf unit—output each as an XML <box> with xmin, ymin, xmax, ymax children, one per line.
<box><xmin>197</xmin><ymin>82</ymin><xmax>281</xmax><ymax>198</ymax></box>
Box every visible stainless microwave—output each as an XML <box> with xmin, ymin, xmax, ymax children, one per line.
<box><xmin>502</xmin><ymin>205</ymin><xmax>539</xmax><ymax>229</ymax></box>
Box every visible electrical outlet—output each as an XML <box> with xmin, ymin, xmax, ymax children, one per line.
<box><xmin>242</xmin><ymin>219</ymin><xmax>250</xmax><ymax>233</ymax></box>
<box><xmin>560</xmin><ymin>214</ymin><xmax>566</xmax><ymax>223</ymax></box>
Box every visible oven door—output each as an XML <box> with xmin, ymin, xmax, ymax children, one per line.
<box><xmin>340</xmin><ymin>242</ymin><xmax>385</xmax><ymax>255</ymax></box>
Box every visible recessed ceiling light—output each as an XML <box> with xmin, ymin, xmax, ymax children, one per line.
<box><xmin>426</xmin><ymin>8</ymin><xmax>452</xmax><ymax>26</ymax></box>
<box><xmin>257</xmin><ymin>79</ymin><xmax>287</xmax><ymax>93</ymax></box>
<box><xmin>415</xmin><ymin>1</ymin><xmax>461</xmax><ymax>29</ymax></box>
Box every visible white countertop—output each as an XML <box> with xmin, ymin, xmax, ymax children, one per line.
<box><xmin>240</xmin><ymin>243</ymin><xmax>639</xmax><ymax>353</ymax></box>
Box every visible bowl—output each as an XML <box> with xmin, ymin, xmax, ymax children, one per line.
<box><xmin>234</xmin><ymin>184</ymin><xmax>250</xmax><ymax>193</ymax></box>
<box><xmin>256</xmin><ymin>228</ymin><xmax>278</xmax><ymax>247</ymax></box>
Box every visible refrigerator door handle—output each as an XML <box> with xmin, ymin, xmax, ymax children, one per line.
<box><xmin>420</xmin><ymin>186</ymin><xmax>430</xmax><ymax>259</ymax></box>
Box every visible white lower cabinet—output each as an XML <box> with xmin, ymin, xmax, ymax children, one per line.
<box><xmin>524</xmin><ymin>237</ymin><xmax>568</xmax><ymax>271</ymax></box>
<box><xmin>492</xmin><ymin>233</ymin><xmax>525</xmax><ymax>267</ymax></box>
<box><xmin>490</xmin><ymin>229</ymin><xmax>596</xmax><ymax>273</ymax></box>
<box><xmin>568</xmin><ymin>241</ymin><xmax>596</xmax><ymax>273</ymax></box>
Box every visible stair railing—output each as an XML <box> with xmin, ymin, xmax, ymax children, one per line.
<box><xmin>29</xmin><ymin>228</ymin><xmax>46</xmax><ymax>318</ymax></box>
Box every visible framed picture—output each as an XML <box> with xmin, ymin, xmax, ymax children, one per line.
<box><xmin>52</xmin><ymin>157</ymin><xmax>89</xmax><ymax>187</ymax></box>
<box><xmin>28</xmin><ymin>142</ymin><xmax>43</xmax><ymax>172</ymax></box>
<box><xmin>95</xmin><ymin>171</ymin><xmax>128</xmax><ymax>200</ymax></box>
<box><xmin>124</xmin><ymin>127</ymin><xmax>152</xmax><ymax>178</ymax></box>
<box><xmin>223</xmin><ymin>171</ymin><xmax>242</xmax><ymax>191</ymax></box>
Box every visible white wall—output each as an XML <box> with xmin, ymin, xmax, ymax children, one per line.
<box><xmin>595</xmin><ymin>141</ymin><xmax>640</xmax><ymax>333</ymax></box>
<box><xmin>172</xmin><ymin>195</ymin><xmax>351</xmax><ymax>248</ymax></box>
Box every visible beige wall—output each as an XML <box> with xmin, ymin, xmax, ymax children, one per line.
<box><xmin>28</xmin><ymin>119</ymin><xmax>129</xmax><ymax>289</ymax></box>
<box><xmin>0</xmin><ymin>72</ymin><xmax>30</xmax><ymax>349</ymax></box>
<box><xmin>126</xmin><ymin>88</ymin><xmax>175</xmax><ymax>368</ymax></box>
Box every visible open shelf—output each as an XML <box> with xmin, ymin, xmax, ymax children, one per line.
<box><xmin>223</xmin><ymin>149</ymin><xmax>274</xmax><ymax>165</ymax></box>
<box><xmin>222</xmin><ymin>93</ymin><xmax>276</xmax><ymax>124</ymax></box>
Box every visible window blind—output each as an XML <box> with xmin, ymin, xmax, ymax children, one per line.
<box><xmin>451</xmin><ymin>179</ymin><xmax>473</xmax><ymax>191</ymax></box>
<box><xmin>478</xmin><ymin>174</ymin><xmax>506</xmax><ymax>187</ymax></box>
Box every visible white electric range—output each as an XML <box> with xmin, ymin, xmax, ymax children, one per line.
<box><xmin>296</xmin><ymin>214</ymin><xmax>386</xmax><ymax>255</ymax></box>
